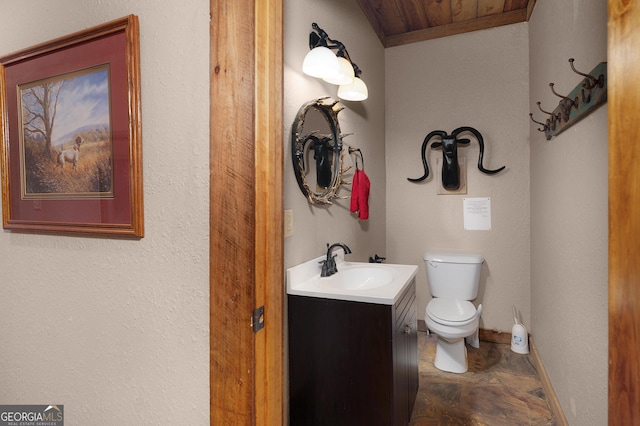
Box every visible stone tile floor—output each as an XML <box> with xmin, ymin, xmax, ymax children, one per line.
<box><xmin>410</xmin><ymin>332</ymin><xmax>558</xmax><ymax>426</ymax></box>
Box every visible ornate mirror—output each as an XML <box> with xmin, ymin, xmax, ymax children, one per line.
<box><xmin>291</xmin><ymin>97</ymin><xmax>345</xmax><ymax>204</ymax></box>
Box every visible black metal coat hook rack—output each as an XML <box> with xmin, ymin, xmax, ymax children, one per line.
<box><xmin>530</xmin><ymin>58</ymin><xmax>607</xmax><ymax>140</ymax></box>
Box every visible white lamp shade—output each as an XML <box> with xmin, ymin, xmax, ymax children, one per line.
<box><xmin>302</xmin><ymin>46</ymin><xmax>340</xmax><ymax>79</ymax></box>
<box><xmin>322</xmin><ymin>56</ymin><xmax>355</xmax><ymax>85</ymax></box>
<box><xmin>337</xmin><ymin>77</ymin><xmax>368</xmax><ymax>101</ymax></box>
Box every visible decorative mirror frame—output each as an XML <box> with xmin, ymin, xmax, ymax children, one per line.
<box><xmin>291</xmin><ymin>97</ymin><xmax>346</xmax><ymax>204</ymax></box>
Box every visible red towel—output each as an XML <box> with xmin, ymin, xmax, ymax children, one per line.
<box><xmin>350</xmin><ymin>169</ymin><xmax>370</xmax><ymax>220</ymax></box>
<box><xmin>350</xmin><ymin>171</ymin><xmax>360</xmax><ymax>213</ymax></box>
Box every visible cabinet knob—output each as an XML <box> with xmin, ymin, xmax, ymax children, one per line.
<box><xmin>404</xmin><ymin>324</ymin><xmax>411</xmax><ymax>334</ymax></box>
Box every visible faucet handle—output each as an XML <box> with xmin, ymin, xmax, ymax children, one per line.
<box><xmin>329</xmin><ymin>254</ymin><xmax>338</xmax><ymax>274</ymax></box>
<box><xmin>319</xmin><ymin>259</ymin><xmax>330</xmax><ymax>277</ymax></box>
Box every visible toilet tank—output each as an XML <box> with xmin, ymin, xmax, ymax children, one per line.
<box><xmin>424</xmin><ymin>253</ymin><xmax>484</xmax><ymax>300</ymax></box>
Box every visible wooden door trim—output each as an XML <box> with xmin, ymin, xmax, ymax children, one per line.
<box><xmin>608</xmin><ymin>1</ymin><xmax>640</xmax><ymax>424</ymax></box>
<box><xmin>254</xmin><ymin>0</ymin><xmax>284</xmax><ymax>424</ymax></box>
<box><xmin>210</xmin><ymin>0</ymin><xmax>283</xmax><ymax>424</ymax></box>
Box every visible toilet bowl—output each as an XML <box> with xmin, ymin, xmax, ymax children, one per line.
<box><xmin>425</xmin><ymin>299</ymin><xmax>482</xmax><ymax>373</ymax></box>
<box><xmin>424</xmin><ymin>253</ymin><xmax>484</xmax><ymax>374</ymax></box>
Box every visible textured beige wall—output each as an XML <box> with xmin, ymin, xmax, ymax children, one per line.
<box><xmin>529</xmin><ymin>1</ymin><xmax>608</xmax><ymax>424</ymax></box>
<box><xmin>385</xmin><ymin>24</ymin><xmax>531</xmax><ymax>331</ymax></box>
<box><xmin>0</xmin><ymin>2</ymin><xmax>210</xmax><ymax>424</ymax></box>
<box><xmin>284</xmin><ymin>0</ymin><xmax>386</xmax><ymax>268</ymax></box>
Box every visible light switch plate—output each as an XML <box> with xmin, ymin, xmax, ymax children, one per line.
<box><xmin>284</xmin><ymin>209</ymin><xmax>294</xmax><ymax>237</ymax></box>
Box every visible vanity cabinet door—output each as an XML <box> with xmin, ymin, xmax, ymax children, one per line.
<box><xmin>406</xmin><ymin>303</ymin><xmax>419</xmax><ymax>411</ymax></box>
<box><xmin>393</xmin><ymin>281</ymin><xmax>418</xmax><ymax>425</ymax></box>
<box><xmin>288</xmin><ymin>295</ymin><xmax>394</xmax><ymax>426</ymax></box>
<box><xmin>288</xmin><ymin>279</ymin><xmax>417</xmax><ymax>426</ymax></box>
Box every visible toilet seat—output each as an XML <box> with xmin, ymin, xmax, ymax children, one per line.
<box><xmin>427</xmin><ymin>298</ymin><xmax>477</xmax><ymax>326</ymax></box>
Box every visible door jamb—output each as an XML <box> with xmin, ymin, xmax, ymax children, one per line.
<box><xmin>210</xmin><ymin>1</ymin><xmax>284</xmax><ymax>424</ymax></box>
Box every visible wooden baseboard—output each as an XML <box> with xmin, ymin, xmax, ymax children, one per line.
<box><xmin>478</xmin><ymin>328</ymin><xmax>512</xmax><ymax>344</ymax></box>
<box><xmin>418</xmin><ymin>321</ymin><xmax>568</xmax><ymax>424</ymax></box>
<box><xmin>529</xmin><ymin>337</ymin><xmax>569</xmax><ymax>426</ymax></box>
<box><xmin>417</xmin><ymin>321</ymin><xmax>512</xmax><ymax>344</ymax></box>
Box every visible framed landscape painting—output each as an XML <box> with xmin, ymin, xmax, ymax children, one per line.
<box><xmin>0</xmin><ymin>15</ymin><xmax>143</xmax><ymax>237</ymax></box>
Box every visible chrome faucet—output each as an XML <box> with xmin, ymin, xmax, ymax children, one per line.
<box><xmin>320</xmin><ymin>243</ymin><xmax>352</xmax><ymax>277</ymax></box>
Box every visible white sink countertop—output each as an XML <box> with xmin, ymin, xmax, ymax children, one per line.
<box><xmin>286</xmin><ymin>250</ymin><xmax>418</xmax><ymax>305</ymax></box>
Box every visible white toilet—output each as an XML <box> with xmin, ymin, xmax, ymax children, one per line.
<box><xmin>424</xmin><ymin>252</ymin><xmax>484</xmax><ymax>373</ymax></box>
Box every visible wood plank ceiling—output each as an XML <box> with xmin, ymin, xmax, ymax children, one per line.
<box><xmin>357</xmin><ymin>0</ymin><xmax>537</xmax><ymax>47</ymax></box>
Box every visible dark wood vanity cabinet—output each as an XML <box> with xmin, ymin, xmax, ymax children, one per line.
<box><xmin>288</xmin><ymin>279</ymin><xmax>418</xmax><ymax>426</ymax></box>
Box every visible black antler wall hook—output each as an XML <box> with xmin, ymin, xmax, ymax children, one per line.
<box><xmin>407</xmin><ymin>126</ymin><xmax>505</xmax><ymax>191</ymax></box>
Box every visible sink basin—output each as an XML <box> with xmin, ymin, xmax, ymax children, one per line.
<box><xmin>321</xmin><ymin>265</ymin><xmax>395</xmax><ymax>290</ymax></box>
<box><xmin>286</xmin><ymin>250</ymin><xmax>418</xmax><ymax>305</ymax></box>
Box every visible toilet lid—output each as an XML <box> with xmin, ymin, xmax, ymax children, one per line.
<box><xmin>427</xmin><ymin>298</ymin><xmax>477</xmax><ymax>325</ymax></box>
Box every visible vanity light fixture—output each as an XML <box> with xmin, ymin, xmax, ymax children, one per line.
<box><xmin>337</xmin><ymin>76</ymin><xmax>368</xmax><ymax>101</ymax></box>
<box><xmin>302</xmin><ymin>45</ymin><xmax>340</xmax><ymax>79</ymax></box>
<box><xmin>302</xmin><ymin>23</ymin><xmax>368</xmax><ymax>101</ymax></box>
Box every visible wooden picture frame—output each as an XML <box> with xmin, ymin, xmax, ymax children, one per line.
<box><xmin>0</xmin><ymin>15</ymin><xmax>143</xmax><ymax>237</ymax></box>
